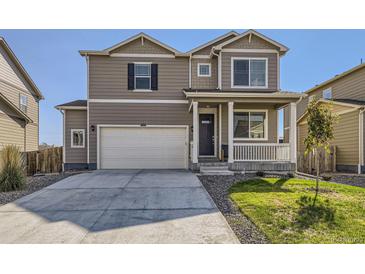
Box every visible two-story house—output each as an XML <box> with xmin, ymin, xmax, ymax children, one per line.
<box><xmin>285</xmin><ymin>63</ymin><xmax>365</xmax><ymax>174</ymax></box>
<box><xmin>56</xmin><ymin>30</ymin><xmax>302</xmax><ymax>171</ymax></box>
<box><xmin>0</xmin><ymin>37</ymin><xmax>43</xmax><ymax>152</ymax></box>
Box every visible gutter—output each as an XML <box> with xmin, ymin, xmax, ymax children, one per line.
<box><xmin>358</xmin><ymin>108</ymin><xmax>365</xmax><ymax>174</ymax></box>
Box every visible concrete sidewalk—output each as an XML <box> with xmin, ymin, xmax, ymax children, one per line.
<box><xmin>0</xmin><ymin>170</ymin><xmax>239</xmax><ymax>244</ymax></box>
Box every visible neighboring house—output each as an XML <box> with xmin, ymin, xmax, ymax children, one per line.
<box><xmin>0</xmin><ymin>37</ymin><xmax>44</xmax><ymax>152</ymax></box>
<box><xmin>56</xmin><ymin>30</ymin><xmax>302</xmax><ymax>171</ymax></box>
<box><xmin>285</xmin><ymin>62</ymin><xmax>365</xmax><ymax>173</ymax></box>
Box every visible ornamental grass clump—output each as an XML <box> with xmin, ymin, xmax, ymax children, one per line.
<box><xmin>0</xmin><ymin>145</ymin><xmax>26</xmax><ymax>192</ymax></box>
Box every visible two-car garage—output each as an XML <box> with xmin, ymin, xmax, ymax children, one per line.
<box><xmin>98</xmin><ymin>126</ymin><xmax>189</xmax><ymax>169</ymax></box>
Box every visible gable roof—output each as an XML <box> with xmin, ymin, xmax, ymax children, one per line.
<box><xmin>55</xmin><ymin>99</ymin><xmax>87</xmax><ymax>110</ymax></box>
<box><xmin>305</xmin><ymin>62</ymin><xmax>365</xmax><ymax>94</ymax></box>
<box><xmin>214</xmin><ymin>29</ymin><xmax>289</xmax><ymax>54</ymax></box>
<box><xmin>0</xmin><ymin>91</ymin><xmax>32</xmax><ymax>122</ymax></box>
<box><xmin>80</xmin><ymin>32</ymin><xmax>185</xmax><ymax>56</ymax></box>
<box><xmin>297</xmin><ymin>98</ymin><xmax>363</xmax><ymax>124</ymax></box>
<box><xmin>0</xmin><ymin>37</ymin><xmax>44</xmax><ymax>100</ymax></box>
<box><xmin>186</xmin><ymin>31</ymin><xmax>239</xmax><ymax>54</ymax></box>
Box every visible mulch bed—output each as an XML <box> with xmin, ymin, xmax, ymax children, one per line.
<box><xmin>198</xmin><ymin>174</ymin><xmax>269</xmax><ymax>244</ymax></box>
<box><xmin>0</xmin><ymin>172</ymin><xmax>79</xmax><ymax>206</ymax></box>
<box><xmin>329</xmin><ymin>175</ymin><xmax>365</xmax><ymax>188</ymax></box>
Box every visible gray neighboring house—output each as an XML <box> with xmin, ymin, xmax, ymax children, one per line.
<box><xmin>56</xmin><ymin>30</ymin><xmax>302</xmax><ymax>171</ymax></box>
<box><xmin>0</xmin><ymin>37</ymin><xmax>44</xmax><ymax>152</ymax></box>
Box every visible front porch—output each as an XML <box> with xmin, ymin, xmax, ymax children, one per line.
<box><xmin>185</xmin><ymin>91</ymin><xmax>301</xmax><ymax>172</ymax></box>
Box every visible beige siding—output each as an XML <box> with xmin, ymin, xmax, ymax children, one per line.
<box><xmin>298</xmin><ymin>109</ymin><xmax>360</xmax><ymax>166</ymax></box>
<box><xmin>0</xmin><ymin>46</ymin><xmax>34</xmax><ymax>92</ymax></box>
<box><xmin>221</xmin><ymin>52</ymin><xmax>278</xmax><ymax>92</ymax></box>
<box><xmin>65</xmin><ymin>110</ymin><xmax>87</xmax><ymax>164</ymax></box>
<box><xmin>191</xmin><ymin>58</ymin><xmax>218</xmax><ymax>89</ymax></box>
<box><xmin>0</xmin><ymin>45</ymin><xmax>39</xmax><ymax>151</ymax></box>
<box><xmin>89</xmin><ymin>102</ymin><xmax>192</xmax><ymax>164</ymax></box>
<box><xmin>89</xmin><ymin>56</ymin><xmax>188</xmax><ymax>100</ymax></box>
<box><xmin>26</xmin><ymin>123</ymin><xmax>38</xmax><ymax>151</ymax></box>
<box><xmin>299</xmin><ymin>67</ymin><xmax>365</xmax><ymax>118</ymax></box>
<box><xmin>224</xmin><ymin>35</ymin><xmax>280</xmax><ymax>50</ymax></box>
<box><xmin>220</xmin><ymin>103</ymin><xmax>278</xmax><ymax>144</ymax></box>
<box><xmin>0</xmin><ymin>99</ymin><xmax>25</xmax><ymax>151</ymax></box>
<box><xmin>110</xmin><ymin>38</ymin><xmax>173</xmax><ymax>55</ymax></box>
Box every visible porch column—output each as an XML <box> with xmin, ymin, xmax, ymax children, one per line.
<box><xmin>289</xmin><ymin>102</ymin><xmax>297</xmax><ymax>165</ymax></box>
<box><xmin>192</xmin><ymin>101</ymin><xmax>199</xmax><ymax>164</ymax></box>
<box><xmin>228</xmin><ymin>101</ymin><xmax>234</xmax><ymax>163</ymax></box>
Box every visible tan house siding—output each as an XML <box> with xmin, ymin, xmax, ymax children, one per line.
<box><xmin>0</xmin><ymin>46</ymin><xmax>35</xmax><ymax>92</ymax></box>
<box><xmin>110</xmin><ymin>38</ymin><xmax>173</xmax><ymax>55</ymax></box>
<box><xmin>0</xmin><ymin>45</ymin><xmax>40</xmax><ymax>151</ymax></box>
<box><xmin>298</xmin><ymin>109</ymin><xmax>360</xmax><ymax>166</ymax></box>
<box><xmin>88</xmin><ymin>102</ymin><xmax>192</xmax><ymax>163</ymax></box>
<box><xmin>26</xmin><ymin>123</ymin><xmax>38</xmax><ymax>151</ymax></box>
<box><xmin>0</xmin><ymin>97</ymin><xmax>25</xmax><ymax>151</ymax></box>
<box><xmin>298</xmin><ymin>66</ymin><xmax>365</xmax><ymax>119</ymax></box>
<box><xmin>221</xmin><ymin>52</ymin><xmax>278</xmax><ymax>92</ymax></box>
<box><xmin>191</xmin><ymin>57</ymin><xmax>218</xmax><ymax>89</ymax></box>
<box><xmin>89</xmin><ymin>56</ymin><xmax>189</xmax><ymax>100</ymax></box>
<box><xmin>224</xmin><ymin>35</ymin><xmax>280</xmax><ymax>50</ymax></box>
<box><xmin>65</xmin><ymin>110</ymin><xmax>87</xmax><ymax>164</ymax></box>
<box><xmin>221</xmin><ymin>103</ymin><xmax>278</xmax><ymax>144</ymax></box>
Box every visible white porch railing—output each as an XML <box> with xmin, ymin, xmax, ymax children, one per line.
<box><xmin>233</xmin><ymin>143</ymin><xmax>290</xmax><ymax>162</ymax></box>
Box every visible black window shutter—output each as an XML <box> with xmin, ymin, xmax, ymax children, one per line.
<box><xmin>151</xmin><ymin>64</ymin><xmax>158</xmax><ymax>90</ymax></box>
<box><xmin>128</xmin><ymin>63</ymin><xmax>134</xmax><ymax>90</ymax></box>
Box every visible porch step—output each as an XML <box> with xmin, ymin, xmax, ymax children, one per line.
<box><xmin>199</xmin><ymin>162</ymin><xmax>228</xmax><ymax>167</ymax></box>
<box><xmin>200</xmin><ymin>165</ymin><xmax>234</xmax><ymax>176</ymax></box>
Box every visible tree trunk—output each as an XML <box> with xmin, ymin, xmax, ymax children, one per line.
<box><xmin>313</xmin><ymin>148</ymin><xmax>320</xmax><ymax>206</ymax></box>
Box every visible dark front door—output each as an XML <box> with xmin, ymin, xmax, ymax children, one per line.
<box><xmin>199</xmin><ymin>114</ymin><xmax>214</xmax><ymax>156</ymax></box>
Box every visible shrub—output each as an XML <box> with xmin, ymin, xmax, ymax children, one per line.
<box><xmin>256</xmin><ymin>171</ymin><xmax>264</xmax><ymax>177</ymax></box>
<box><xmin>0</xmin><ymin>145</ymin><xmax>26</xmax><ymax>192</ymax></box>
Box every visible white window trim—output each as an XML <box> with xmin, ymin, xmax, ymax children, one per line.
<box><xmin>134</xmin><ymin>62</ymin><xmax>152</xmax><ymax>91</ymax></box>
<box><xmin>19</xmin><ymin>94</ymin><xmax>28</xmax><ymax>113</ymax></box>
<box><xmin>233</xmin><ymin>109</ymin><xmax>269</xmax><ymax>141</ymax></box>
<box><xmin>197</xmin><ymin>63</ymin><xmax>211</xmax><ymax>77</ymax></box>
<box><xmin>71</xmin><ymin>129</ymin><xmax>85</xmax><ymax>148</ymax></box>
<box><xmin>322</xmin><ymin>88</ymin><xmax>332</xmax><ymax>99</ymax></box>
<box><xmin>231</xmin><ymin>57</ymin><xmax>268</xmax><ymax>89</ymax></box>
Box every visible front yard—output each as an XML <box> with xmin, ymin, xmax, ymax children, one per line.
<box><xmin>229</xmin><ymin>178</ymin><xmax>365</xmax><ymax>243</ymax></box>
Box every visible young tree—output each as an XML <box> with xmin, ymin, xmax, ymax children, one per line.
<box><xmin>304</xmin><ymin>97</ymin><xmax>338</xmax><ymax>205</ymax></box>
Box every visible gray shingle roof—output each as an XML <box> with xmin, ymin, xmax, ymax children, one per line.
<box><xmin>55</xmin><ymin>100</ymin><xmax>87</xmax><ymax>108</ymax></box>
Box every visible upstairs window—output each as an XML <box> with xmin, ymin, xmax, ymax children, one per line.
<box><xmin>232</xmin><ymin>58</ymin><xmax>267</xmax><ymax>88</ymax></box>
<box><xmin>71</xmin><ymin>129</ymin><xmax>85</xmax><ymax>148</ymax></box>
<box><xmin>233</xmin><ymin>110</ymin><xmax>267</xmax><ymax>140</ymax></box>
<box><xmin>323</xmin><ymin>88</ymin><xmax>332</xmax><ymax>99</ymax></box>
<box><xmin>198</xmin><ymin>63</ymin><xmax>211</xmax><ymax>77</ymax></box>
<box><xmin>19</xmin><ymin>94</ymin><xmax>27</xmax><ymax>113</ymax></box>
<box><xmin>128</xmin><ymin>63</ymin><xmax>158</xmax><ymax>91</ymax></box>
<box><xmin>135</xmin><ymin>63</ymin><xmax>151</xmax><ymax>90</ymax></box>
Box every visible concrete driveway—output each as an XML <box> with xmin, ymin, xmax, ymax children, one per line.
<box><xmin>0</xmin><ymin>170</ymin><xmax>239</xmax><ymax>243</ymax></box>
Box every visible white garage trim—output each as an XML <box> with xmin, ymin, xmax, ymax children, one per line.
<box><xmin>97</xmin><ymin>125</ymin><xmax>189</xmax><ymax>169</ymax></box>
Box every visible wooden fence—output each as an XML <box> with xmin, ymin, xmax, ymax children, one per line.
<box><xmin>25</xmin><ymin>147</ymin><xmax>63</xmax><ymax>175</ymax></box>
<box><xmin>297</xmin><ymin>146</ymin><xmax>336</xmax><ymax>175</ymax></box>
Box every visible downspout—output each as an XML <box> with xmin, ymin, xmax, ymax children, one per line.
<box><xmin>358</xmin><ymin>108</ymin><xmax>365</xmax><ymax>174</ymax></box>
<box><xmin>86</xmin><ymin>54</ymin><xmax>90</xmax><ymax>168</ymax></box>
<box><xmin>211</xmin><ymin>47</ymin><xmax>220</xmax><ymax>90</ymax></box>
<box><xmin>189</xmin><ymin>53</ymin><xmax>192</xmax><ymax>89</ymax></box>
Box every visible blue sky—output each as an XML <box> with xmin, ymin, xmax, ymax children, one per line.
<box><xmin>1</xmin><ymin>29</ymin><xmax>365</xmax><ymax>145</ymax></box>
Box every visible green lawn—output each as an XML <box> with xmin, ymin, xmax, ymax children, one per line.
<box><xmin>229</xmin><ymin>178</ymin><xmax>365</xmax><ymax>244</ymax></box>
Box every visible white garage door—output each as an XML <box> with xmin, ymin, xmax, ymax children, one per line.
<box><xmin>99</xmin><ymin>126</ymin><xmax>188</xmax><ymax>169</ymax></box>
